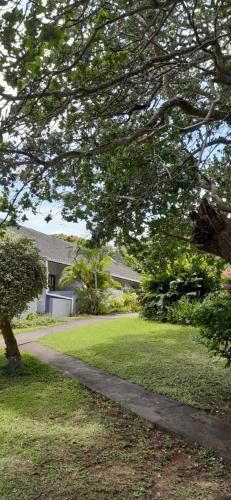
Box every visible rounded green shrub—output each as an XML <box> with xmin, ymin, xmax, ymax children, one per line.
<box><xmin>0</xmin><ymin>231</ymin><xmax>47</xmax><ymax>369</ymax></box>
<box><xmin>0</xmin><ymin>231</ymin><xmax>47</xmax><ymax>319</ymax></box>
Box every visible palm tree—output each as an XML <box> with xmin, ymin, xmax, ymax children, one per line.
<box><xmin>59</xmin><ymin>247</ymin><xmax>119</xmax><ymax>314</ymax></box>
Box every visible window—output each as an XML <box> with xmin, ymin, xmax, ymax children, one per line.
<box><xmin>48</xmin><ymin>274</ymin><xmax>56</xmax><ymax>291</ymax></box>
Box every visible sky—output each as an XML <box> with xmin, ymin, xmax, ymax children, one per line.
<box><xmin>1</xmin><ymin>201</ymin><xmax>89</xmax><ymax>237</ymax></box>
<box><xmin>22</xmin><ymin>211</ymin><xmax>88</xmax><ymax>236</ymax></box>
<box><xmin>21</xmin><ymin>202</ymin><xmax>88</xmax><ymax>236</ymax></box>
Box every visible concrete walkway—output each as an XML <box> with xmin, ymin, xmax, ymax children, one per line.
<box><xmin>20</xmin><ymin>343</ymin><xmax>231</xmax><ymax>460</ymax></box>
<box><xmin>0</xmin><ymin>313</ymin><xmax>137</xmax><ymax>348</ymax></box>
<box><xmin>1</xmin><ymin>313</ymin><xmax>231</xmax><ymax>460</ymax></box>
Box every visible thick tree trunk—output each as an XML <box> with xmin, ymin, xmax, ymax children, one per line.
<box><xmin>190</xmin><ymin>199</ymin><xmax>231</xmax><ymax>263</ymax></box>
<box><xmin>1</xmin><ymin>318</ymin><xmax>21</xmax><ymax>370</ymax></box>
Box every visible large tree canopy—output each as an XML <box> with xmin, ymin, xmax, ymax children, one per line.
<box><xmin>1</xmin><ymin>1</ymin><xmax>231</xmax><ymax>259</ymax></box>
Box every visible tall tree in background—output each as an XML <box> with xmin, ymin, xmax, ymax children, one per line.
<box><xmin>0</xmin><ymin>1</ymin><xmax>231</xmax><ymax>260</ymax></box>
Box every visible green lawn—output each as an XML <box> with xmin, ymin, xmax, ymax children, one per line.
<box><xmin>1</xmin><ymin>350</ymin><xmax>230</xmax><ymax>500</ymax></box>
<box><xmin>41</xmin><ymin>317</ymin><xmax>231</xmax><ymax>413</ymax></box>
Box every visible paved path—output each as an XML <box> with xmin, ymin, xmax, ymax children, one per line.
<box><xmin>1</xmin><ymin>313</ymin><xmax>231</xmax><ymax>460</ymax></box>
<box><xmin>21</xmin><ymin>342</ymin><xmax>231</xmax><ymax>460</ymax></box>
<box><xmin>0</xmin><ymin>313</ymin><xmax>137</xmax><ymax>348</ymax></box>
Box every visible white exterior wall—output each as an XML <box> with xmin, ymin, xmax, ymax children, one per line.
<box><xmin>20</xmin><ymin>258</ymin><xmax>48</xmax><ymax>318</ymax></box>
<box><xmin>26</xmin><ymin>299</ymin><xmax>38</xmax><ymax>314</ymax></box>
<box><xmin>37</xmin><ymin>289</ymin><xmax>47</xmax><ymax>313</ymax></box>
<box><xmin>37</xmin><ymin>258</ymin><xmax>49</xmax><ymax>313</ymax></box>
<box><xmin>20</xmin><ymin>298</ymin><xmax>38</xmax><ymax>318</ymax></box>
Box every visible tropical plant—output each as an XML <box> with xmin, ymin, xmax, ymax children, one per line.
<box><xmin>192</xmin><ymin>292</ymin><xmax>231</xmax><ymax>366</ymax></box>
<box><xmin>0</xmin><ymin>231</ymin><xmax>47</xmax><ymax>369</ymax></box>
<box><xmin>101</xmin><ymin>292</ymin><xmax>139</xmax><ymax>314</ymax></box>
<box><xmin>140</xmin><ymin>248</ymin><xmax>222</xmax><ymax>321</ymax></box>
<box><xmin>60</xmin><ymin>247</ymin><xmax>120</xmax><ymax>314</ymax></box>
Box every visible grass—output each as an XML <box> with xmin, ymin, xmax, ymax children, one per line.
<box><xmin>0</xmin><ymin>349</ymin><xmax>230</xmax><ymax>500</ymax></box>
<box><xmin>13</xmin><ymin>315</ymin><xmax>88</xmax><ymax>334</ymax></box>
<box><xmin>41</xmin><ymin>317</ymin><xmax>231</xmax><ymax>413</ymax></box>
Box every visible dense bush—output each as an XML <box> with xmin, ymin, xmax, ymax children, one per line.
<box><xmin>123</xmin><ymin>292</ymin><xmax>139</xmax><ymax>310</ymax></box>
<box><xmin>191</xmin><ymin>292</ymin><xmax>231</xmax><ymax>366</ymax></box>
<box><xmin>141</xmin><ymin>273</ymin><xmax>207</xmax><ymax>321</ymax></box>
<box><xmin>100</xmin><ymin>292</ymin><xmax>139</xmax><ymax>314</ymax></box>
<box><xmin>140</xmin><ymin>252</ymin><xmax>222</xmax><ymax>321</ymax></box>
<box><xmin>166</xmin><ymin>297</ymin><xmax>196</xmax><ymax>325</ymax></box>
<box><xmin>75</xmin><ymin>288</ymin><xmax>103</xmax><ymax>315</ymax></box>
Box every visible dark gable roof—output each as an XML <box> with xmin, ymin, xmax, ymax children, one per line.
<box><xmin>11</xmin><ymin>225</ymin><xmax>74</xmax><ymax>265</ymax></box>
<box><xmin>10</xmin><ymin>224</ymin><xmax>140</xmax><ymax>283</ymax></box>
<box><xmin>109</xmin><ymin>260</ymin><xmax>140</xmax><ymax>283</ymax></box>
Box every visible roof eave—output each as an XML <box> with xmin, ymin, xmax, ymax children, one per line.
<box><xmin>112</xmin><ymin>273</ymin><xmax>140</xmax><ymax>283</ymax></box>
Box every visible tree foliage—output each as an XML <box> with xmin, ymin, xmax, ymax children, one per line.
<box><xmin>1</xmin><ymin>1</ymin><xmax>231</xmax><ymax>258</ymax></box>
<box><xmin>125</xmin><ymin>236</ymin><xmax>225</xmax><ymax>277</ymax></box>
<box><xmin>0</xmin><ymin>231</ymin><xmax>47</xmax><ymax>319</ymax></box>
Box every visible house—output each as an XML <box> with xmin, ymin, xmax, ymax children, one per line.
<box><xmin>10</xmin><ymin>225</ymin><xmax>140</xmax><ymax>317</ymax></box>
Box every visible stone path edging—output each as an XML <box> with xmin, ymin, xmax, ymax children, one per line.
<box><xmin>21</xmin><ymin>341</ymin><xmax>231</xmax><ymax>460</ymax></box>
